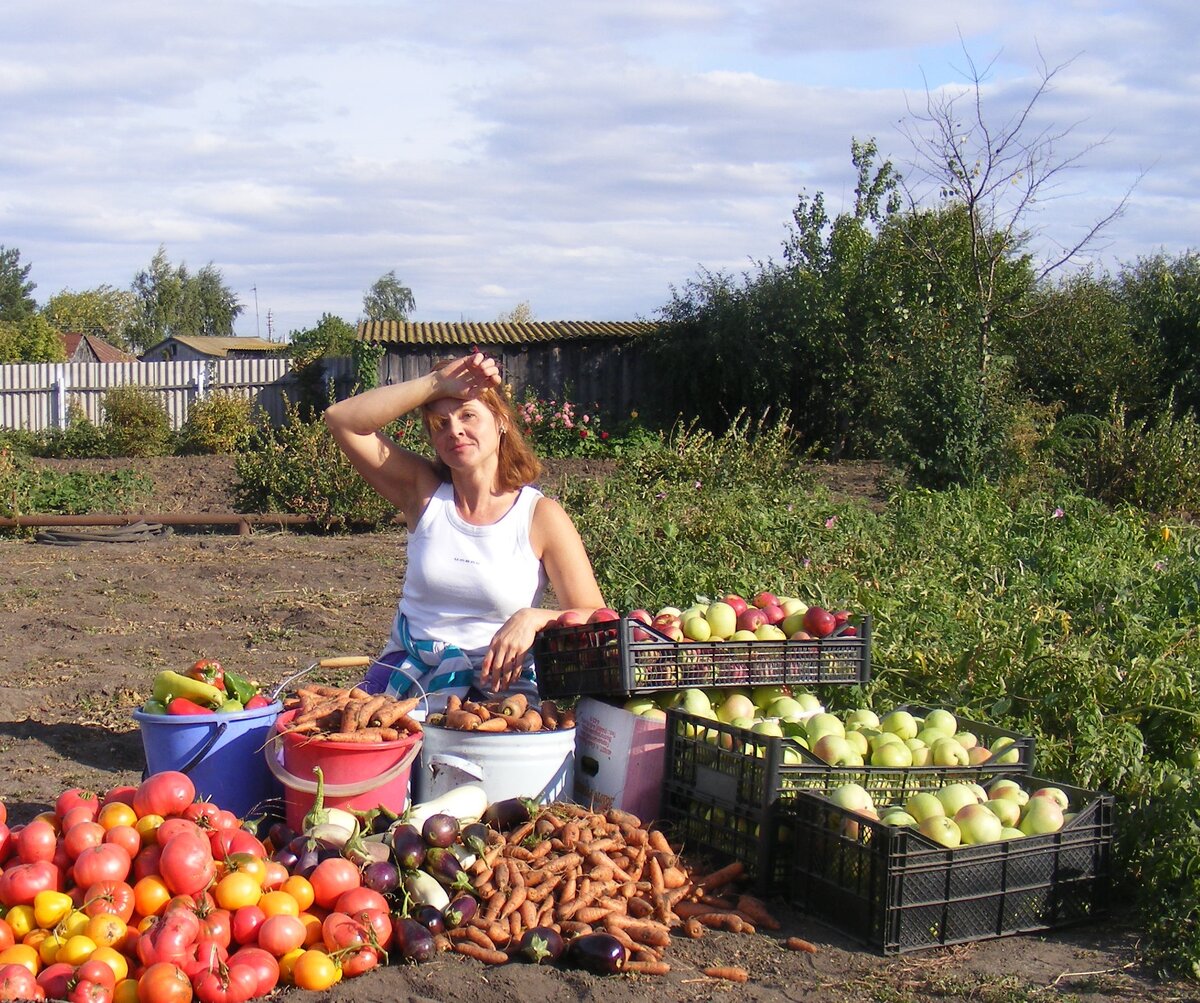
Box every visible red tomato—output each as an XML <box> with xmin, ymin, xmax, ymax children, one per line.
<box><xmin>101</xmin><ymin>786</ymin><xmax>137</xmax><ymax>809</ymax></box>
<box><xmin>0</xmin><ymin>919</ymin><xmax>12</xmax><ymax>952</ymax></box>
<box><xmin>159</xmin><ymin>834</ymin><xmax>215</xmax><ymax>897</ymax></box>
<box><xmin>64</xmin><ymin>821</ymin><xmax>107</xmax><ymax>859</ymax></box>
<box><xmin>229</xmin><ymin>906</ymin><xmax>266</xmax><ymax>947</ymax></box>
<box><xmin>340</xmin><ymin>944</ymin><xmax>382</xmax><ymax>978</ymax></box>
<box><xmin>72</xmin><ymin>844</ymin><xmax>133</xmax><ymax>888</ymax></box>
<box><xmin>227</xmin><ymin>947</ymin><xmax>279</xmax><ymax>997</ymax></box>
<box><xmin>191</xmin><ymin>963</ymin><xmax>256</xmax><ymax>1003</ymax></box>
<box><xmin>333</xmin><ymin>886</ymin><xmax>388</xmax><ymax>916</ymax></box>
<box><xmin>0</xmin><ymin>860</ymin><xmax>60</xmax><ymax>907</ymax></box>
<box><xmin>321</xmin><ymin>911</ymin><xmax>371</xmax><ymax>952</ymax></box>
<box><xmin>137</xmin><ymin>911</ymin><xmax>200</xmax><ymax>967</ymax></box>
<box><xmin>156</xmin><ymin>818</ymin><xmax>206</xmax><ymax>847</ymax></box>
<box><xmin>307</xmin><ymin>858</ymin><xmax>360</xmax><ymax>910</ymax></box>
<box><xmin>182</xmin><ymin>803</ymin><xmax>221</xmax><ymax>829</ymax></box>
<box><xmin>132</xmin><ymin>773</ymin><xmax>196</xmax><ymax>820</ymax></box>
<box><xmin>0</xmin><ymin>801</ymin><xmax>6</xmax><ymax>825</ymax></box>
<box><xmin>60</xmin><ymin>805</ymin><xmax>100</xmax><ymax>833</ymax></box>
<box><xmin>0</xmin><ymin>823</ymin><xmax>11</xmax><ymax>865</ymax></box>
<box><xmin>0</xmin><ymin>963</ymin><xmax>42</xmax><ymax>1002</ymax></box>
<box><xmin>136</xmin><ymin>962</ymin><xmax>193</xmax><ymax>1003</ymax></box>
<box><xmin>36</xmin><ymin>962</ymin><xmax>75</xmax><ymax>999</ymax></box>
<box><xmin>83</xmin><ymin>880</ymin><xmax>136</xmax><ymax>923</ymax></box>
<box><xmin>255</xmin><ymin>914</ymin><xmax>306</xmax><ymax>957</ymax></box>
<box><xmin>68</xmin><ymin>978</ymin><xmax>113</xmax><ymax>1003</ymax></box>
<box><xmin>16</xmin><ymin>820</ymin><xmax>57</xmax><ymax>864</ymax></box>
<box><xmin>348</xmin><ymin>907</ymin><xmax>391</xmax><ymax>949</ymax></box>
<box><xmin>56</xmin><ymin>788</ymin><xmax>101</xmax><ymax>822</ymax></box>
<box><xmin>76</xmin><ymin>958</ymin><xmax>118</xmax><ymax>992</ymax></box>
<box><xmin>104</xmin><ymin>825</ymin><xmax>141</xmax><ymax>860</ymax></box>
<box><xmin>197</xmin><ymin>908</ymin><xmax>232</xmax><ymax>950</ymax></box>
<box><xmin>133</xmin><ymin>843</ymin><xmax>164</xmax><ymax>882</ymax></box>
<box><xmin>208</xmin><ymin>830</ymin><xmax>264</xmax><ymax>860</ymax></box>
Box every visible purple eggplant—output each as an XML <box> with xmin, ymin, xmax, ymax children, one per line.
<box><xmin>412</xmin><ymin>904</ymin><xmax>445</xmax><ymax>935</ymax></box>
<box><xmin>361</xmin><ymin>859</ymin><xmax>401</xmax><ymax>896</ymax></box>
<box><xmin>268</xmin><ymin>820</ymin><xmax>295</xmax><ymax>849</ymax></box>
<box><xmin>390</xmin><ymin>823</ymin><xmax>427</xmax><ymax>871</ymax></box>
<box><xmin>271</xmin><ymin>843</ymin><xmax>300</xmax><ymax>871</ymax></box>
<box><xmin>421</xmin><ymin>812</ymin><xmax>460</xmax><ymax>849</ymax></box>
<box><xmin>460</xmin><ymin>821</ymin><xmax>490</xmax><ymax>857</ymax></box>
<box><xmin>392</xmin><ymin>917</ymin><xmax>437</xmax><ymax>964</ymax></box>
<box><xmin>482</xmin><ymin>797</ymin><xmax>535</xmax><ymax>832</ymax></box>
<box><xmin>288</xmin><ymin>835</ymin><xmax>321</xmax><ymax>878</ymax></box>
<box><xmin>519</xmin><ymin>926</ymin><xmax>565</xmax><ymax>965</ymax></box>
<box><xmin>424</xmin><ymin>847</ymin><xmax>472</xmax><ymax>892</ymax></box>
<box><xmin>566</xmin><ymin>933</ymin><xmax>627</xmax><ymax>975</ymax></box>
<box><xmin>442</xmin><ymin>894</ymin><xmax>477</xmax><ymax>930</ymax></box>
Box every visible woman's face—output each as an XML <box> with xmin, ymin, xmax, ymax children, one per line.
<box><xmin>426</xmin><ymin>395</ymin><xmax>503</xmax><ymax>470</ymax></box>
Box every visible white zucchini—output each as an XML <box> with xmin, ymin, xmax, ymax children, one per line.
<box><xmin>404</xmin><ymin>868</ymin><xmax>450</xmax><ymax>911</ymax></box>
<box><xmin>406</xmin><ymin>783</ymin><xmax>489</xmax><ymax>830</ymax></box>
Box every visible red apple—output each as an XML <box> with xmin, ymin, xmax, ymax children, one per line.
<box><xmin>752</xmin><ymin>591</ymin><xmax>779</xmax><ymax>609</ymax></box>
<box><xmin>722</xmin><ymin>594</ymin><xmax>748</xmax><ymax>616</ymax></box>
<box><xmin>802</xmin><ymin>606</ymin><xmax>837</xmax><ymax>638</ymax></box>
<box><xmin>588</xmin><ymin>607</ymin><xmax>620</xmax><ymax>624</ymax></box>
<box><xmin>760</xmin><ymin>603</ymin><xmax>786</xmax><ymax>625</ymax></box>
<box><xmin>834</xmin><ymin>610</ymin><xmax>851</xmax><ymax>626</ymax></box>
<box><xmin>736</xmin><ymin>607</ymin><xmax>768</xmax><ymax>632</ymax></box>
<box><xmin>789</xmin><ymin>630</ymin><xmax>814</xmax><ymax>641</ymax></box>
<box><xmin>627</xmin><ymin>609</ymin><xmax>652</xmax><ymax>625</ymax></box>
<box><xmin>556</xmin><ymin>610</ymin><xmax>587</xmax><ymax>628</ymax></box>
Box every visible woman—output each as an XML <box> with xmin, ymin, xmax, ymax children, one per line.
<box><xmin>323</xmin><ymin>351</ymin><xmax>605</xmax><ymax>705</ymax></box>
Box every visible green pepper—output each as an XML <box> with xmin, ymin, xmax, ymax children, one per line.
<box><xmin>152</xmin><ymin>670</ymin><xmax>226</xmax><ymax>709</ymax></box>
<box><xmin>216</xmin><ymin>699</ymin><xmax>244</xmax><ymax>714</ymax></box>
<box><xmin>222</xmin><ymin>668</ymin><xmax>258</xmax><ymax>707</ymax></box>
<box><xmin>141</xmin><ymin>698</ymin><xmax>169</xmax><ymax>715</ymax></box>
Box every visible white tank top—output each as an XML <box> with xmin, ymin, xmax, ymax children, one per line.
<box><xmin>392</xmin><ymin>481</ymin><xmax>547</xmax><ymax>661</ymax></box>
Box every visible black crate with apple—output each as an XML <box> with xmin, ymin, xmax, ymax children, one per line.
<box><xmin>532</xmin><ymin>600</ymin><xmax>871</xmax><ymax>700</ymax></box>
<box><xmin>783</xmin><ymin>775</ymin><xmax>1114</xmax><ymax>954</ymax></box>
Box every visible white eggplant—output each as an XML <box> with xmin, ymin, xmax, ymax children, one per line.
<box><xmin>405</xmin><ymin>783</ymin><xmax>489</xmax><ymax>831</ymax></box>
<box><xmin>404</xmin><ymin>868</ymin><xmax>450</xmax><ymax>912</ymax></box>
<box><xmin>305</xmin><ymin>822</ymin><xmax>355</xmax><ymax>848</ymax></box>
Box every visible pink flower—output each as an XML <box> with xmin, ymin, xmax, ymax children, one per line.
<box><xmin>582</xmin><ymin>414</ymin><xmax>590</xmax><ymax>424</ymax></box>
<box><xmin>825</xmin><ymin>516</ymin><xmax>838</xmax><ymax>529</ymax></box>
<box><xmin>580</xmin><ymin>429</ymin><xmax>588</xmax><ymax>439</ymax></box>
<box><xmin>1052</xmin><ymin>507</ymin><xmax>1064</xmax><ymax>519</ymax></box>
<box><xmin>600</xmin><ymin>431</ymin><xmax>609</xmax><ymax>440</ymax></box>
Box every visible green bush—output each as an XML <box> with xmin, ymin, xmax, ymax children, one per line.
<box><xmin>233</xmin><ymin>401</ymin><xmax>398</xmax><ymax>531</ymax></box>
<box><xmin>516</xmin><ymin>389</ymin><xmax>616</xmax><ymax>457</ymax></box>
<box><xmin>180</xmin><ymin>392</ymin><xmax>258</xmax><ymax>454</ymax></box>
<box><xmin>101</xmin><ymin>385</ymin><xmax>173</xmax><ymax>458</ymax></box>
<box><xmin>37</xmin><ymin>401</ymin><xmax>112</xmax><ymax>458</ymax></box>
<box><xmin>0</xmin><ymin>447</ymin><xmax>151</xmax><ymax>519</ymax></box>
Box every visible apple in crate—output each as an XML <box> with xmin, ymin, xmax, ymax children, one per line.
<box><xmin>722</xmin><ymin>594</ymin><xmax>749</xmax><ymax>616</ymax></box>
<box><xmin>736</xmin><ymin>607</ymin><xmax>768</xmax><ymax>632</ymax></box>
<box><xmin>1019</xmin><ymin>796</ymin><xmax>1065</xmax><ymax>836</ymax></box>
<box><xmin>936</xmin><ymin>783</ymin><xmax>981</xmax><ymax>818</ymax></box>
<box><xmin>919</xmin><ymin>815</ymin><xmax>962</xmax><ymax>848</ymax></box>
<box><xmin>905</xmin><ymin>792</ymin><xmax>945</xmax><ymax>823</ymax></box>
<box><xmin>954</xmin><ymin>802</ymin><xmax>1003</xmax><ymax>844</ymax></box>
<box><xmin>802</xmin><ymin>606</ymin><xmax>837</xmax><ymax>638</ymax></box>
<box><xmin>704</xmin><ymin>601</ymin><xmax>738</xmax><ymax>640</ymax></box>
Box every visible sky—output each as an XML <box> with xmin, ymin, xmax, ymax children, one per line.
<box><xmin>2</xmin><ymin>1</ymin><xmax>1196</xmax><ymax>340</ymax></box>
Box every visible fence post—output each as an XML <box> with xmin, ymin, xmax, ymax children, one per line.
<box><xmin>50</xmin><ymin>365</ymin><xmax>69</xmax><ymax>430</ymax></box>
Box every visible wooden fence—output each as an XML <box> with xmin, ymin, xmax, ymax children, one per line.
<box><xmin>0</xmin><ymin>357</ymin><xmax>355</xmax><ymax>432</ymax></box>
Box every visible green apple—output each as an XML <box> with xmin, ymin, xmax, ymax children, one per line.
<box><xmin>905</xmin><ymin>792</ymin><xmax>945</xmax><ymax>822</ymax></box>
<box><xmin>918</xmin><ymin>815</ymin><xmax>961</xmax><ymax>848</ymax></box>
<box><xmin>679</xmin><ymin>688</ymin><xmax>713</xmax><ymax>717</ymax></box>
<box><xmin>781</xmin><ymin>611</ymin><xmax>807</xmax><ymax>636</ymax></box>
<box><xmin>879</xmin><ymin>809</ymin><xmax>918</xmax><ymax>827</ymax></box>
<box><xmin>955</xmin><ymin>802</ymin><xmax>1003</xmax><ymax>844</ymax></box>
<box><xmin>870</xmin><ymin>739</ymin><xmax>913</xmax><ymax>768</ymax></box>
<box><xmin>751</xmin><ymin>686</ymin><xmax>788</xmax><ymax>708</ymax></box>
<box><xmin>1019</xmin><ymin>797</ymin><xmax>1065</xmax><ymax>836</ymax></box>
<box><xmin>829</xmin><ymin>782</ymin><xmax>874</xmax><ymax>813</ymax></box>
<box><xmin>952</xmin><ymin>731</ymin><xmax>979</xmax><ymax>751</ymax></box>
<box><xmin>793</xmin><ymin>692</ymin><xmax>823</xmax><ymax>714</ymax></box>
<box><xmin>731</xmin><ymin>629</ymin><xmax>758</xmax><ymax>641</ymax></box>
<box><xmin>930</xmin><ymin>737</ymin><xmax>970</xmax><ymax>767</ymax></box>
<box><xmin>907</xmin><ymin>740</ymin><xmax>932</xmax><ymax>766</ymax></box>
<box><xmin>1000</xmin><ymin>826</ymin><xmax>1025</xmax><ymax>840</ymax></box>
<box><xmin>782</xmin><ymin>746</ymin><xmax>805</xmax><ymax>765</ymax></box>
<box><xmin>717</xmin><ymin>693</ymin><xmax>756</xmax><ymax>724</ymax></box>
<box><xmin>780</xmin><ymin>598</ymin><xmax>808</xmax><ymax>618</ymax></box>
<box><xmin>984</xmin><ymin>797</ymin><xmax>1020</xmax><ymax>828</ymax></box>
<box><xmin>916</xmin><ymin>727</ymin><xmax>952</xmax><ymax>747</ymax></box>
<box><xmin>844</xmin><ymin>708</ymin><xmax>881</xmax><ymax>731</ymax></box>
<box><xmin>704</xmin><ymin>601</ymin><xmax>738</xmax><ymax>640</ymax></box>
<box><xmin>880</xmin><ymin>710</ymin><xmax>918</xmax><ymax>741</ymax></box>
<box><xmin>730</xmin><ymin>715</ymin><xmax>757</xmax><ymax>730</ymax></box>
<box><xmin>641</xmin><ymin>708</ymin><xmax>666</xmax><ymax>722</ymax></box>
<box><xmin>812</xmin><ymin>734</ymin><xmax>852</xmax><ymax>765</ymax></box>
<box><xmin>656</xmin><ymin>606</ymin><xmax>682</xmax><ymax>619</ymax></box>
<box><xmin>750</xmin><ymin>719</ymin><xmax>784</xmax><ymax>738</ymax></box>
<box><xmin>767</xmin><ymin>696</ymin><xmax>804</xmax><ymax>719</ymax></box>
<box><xmin>1030</xmin><ymin>786</ymin><xmax>1070</xmax><ymax>811</ymax></box>
<box><xmin>935</xmin><ymin>783</ymin><xmax>979</xmax><ymax>818</ymax></box>
<box><xmin>682</xmin><ymin>616</ymin><xmax>711</xmax><ymax>641</ymax></box>
<box><xmin>843</xmin><ymin>730</ymin><xmax>870</xmax><ymax>758</ymax></box>
<box><xmin>806</xmin><ymin>713</ymin><xmax>846</xmax><ymax>742</ymax></box>
<box><xmin>989</xmin><ymin>736</ymin><xmax>1022</xmax><ymax>765</ymax></box>
<box><xmin>755</xmin><ymin>623</ymin><xmax>787</xmax><ymax>641</ymax></box>
<box><xmin>987</xmin><ymin>778</ymin><xmax>1029</xmax><ymax>805</ymax></box>
<box><xmin>922</xmin><ymin>708</ymin><xmax>957</xmax><ymax>736</ymax></box>
<box><xmin>623</xmin><ymin>696</ymin><xmax>657</xmax><ymax>715</ymax></box>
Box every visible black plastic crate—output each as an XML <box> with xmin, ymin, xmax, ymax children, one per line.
<box><xmin>785</xmin><ymin>776</ymin><xmax>1114</xmax><ymax>953</ymax></box>
<box><xmin>533</xmin><ymin>615</ymin><xmax>871</xmax><ymax>699</ymax></box>
<box><xmin>663</xmin><ymin>706</ymin><xmax>1035</xmax><ymax>815</ymax></box>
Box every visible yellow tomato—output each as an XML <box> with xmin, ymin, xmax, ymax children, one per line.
<box><xmin>86</xmin><ymin>912</ymin><xmax>128</xmax><ymax>949</ymax></box>
<box><xmin>33</xmin><ymin>889</ymin><xmax>74</xmax><ymax>929</ymax></box>
<box><xmin>281</xmin><ymin>875</ymin><xmax>315</xmax><ymax>912</ymax></box>
<box><xmin>224</xmin><ymin>853</ymin><xmax>268</xmax><ymax>886</ymax></box>
<box><xmin>60</xmin><ymin>910</ymin><xmax>92</xmax><ymax>938</ymax></box>
<box><xmin>56</xmin><ymin>934</ymin><xmax>98</xmax><ymax>966</ymax></box>
<box><xmin>132</xmin><ymin>874</ymin><xmax>172</xmax><ymax>917</ymax></box>
<box><xmin>90</xmin><ymin>944</ymin><xmax>131</xmax><ymax>982</ymax></box>
<box><xmin>134</xmin><ymin>813</ymin><xmax>165</xmax><ymax>843</ymax></box>
<box><xmin>278</xmin><ymin>946</ymin><xmax>305</xmax><ymax>985</ymax></box>
<box><xmin>0</xmin><ymin>943</ymin><xmax>40</xmax><ymax>975</ymax></box>
<box><xmin>33</xmin><ymin>811</ymin><xmax>59</xmax><ymax>831</ymax></box>
<box><xmin>114</xmin><ymin>977</ymin><xmax>140</xmax><ymax>1003</ymax></box>
<box><xmin>291</xmin><ymin>949</ymin><xmax>341</xmax><ymax>991</ymax></box>
<box><xmin>37</xmin><ymin>930</ymin><xmax>65</xmax><ymax>965</ymax></box>
<box><xmin>297</xmin><ymin>912</ymin><xmax>324</xmax><ymax>947</ymax></box>
<box><xmin>5</xmin><ymin>905</ymin><xmax>36</xmax><ymax>940</ymax></box>
<box><xmin>258</xmin><ymin>890</ymin><xmax>300</xmax><ymax>918</ymax></box>
<box><xmin>98</xmin><ymin>801</ymin><xmax>138</xmax><ymax>830</ymax></box>
<box><xmin>214</xmin><ymin>871</ymin><xmax>261</xmax><ymax>911</ymax></box>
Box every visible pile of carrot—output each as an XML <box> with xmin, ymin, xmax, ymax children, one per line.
<box><xmin>428</xmin><ymin>693</ymin><xmax>575</xmax><ymax>733</ymax></box>
<box><xmin>279</xmin><ymin>685</ymin><xmax>422</xmax><ymax>742</ymax></box>
<box><xmin>446</xmin><ymin>803</ymin><xmax>782</xmax><ymax>978</ymax></box>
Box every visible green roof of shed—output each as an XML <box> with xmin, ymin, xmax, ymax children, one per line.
<box><xmin>357</xmin><ymin>320</ymin><xmax>655</xmax><ymax>345</ymax></box>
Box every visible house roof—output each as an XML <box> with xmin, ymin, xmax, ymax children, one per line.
<box><xmin>60</xmin><ymin>332</ymin><xmax>139</xmax><ymax>363</ymax></box>
<box><xmin>356</xmin><ymin>320</ymin><xmax>655</xmax><ymax>345</ymax></box>
<box><xmin>144</xmin><ymin>334</ymin><xmax>289</xmax><ymax>357</ymax></box>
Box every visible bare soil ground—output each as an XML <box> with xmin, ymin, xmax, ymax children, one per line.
<box><xmin>0</xmin><ymin>456</ymin><xmax>1182</xmax><ymax>1002</ymax></box>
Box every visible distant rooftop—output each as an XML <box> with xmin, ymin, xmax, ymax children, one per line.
<box><xmin>356</xmin><ymin>320</ymin><xmax>655</xmax><ymax>345</ymax></box>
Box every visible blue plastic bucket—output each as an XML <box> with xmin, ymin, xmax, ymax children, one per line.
<box><xmin>133</xmin><ymin>702</ymin><xmax>284</xmax><ymax>818</ymax></box>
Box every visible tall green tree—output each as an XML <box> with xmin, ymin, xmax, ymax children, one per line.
<box><xmin>42</xmin><ymin>286</ymin><xmax>141</xmax><ymax>351</ymax></box>
<box><xmin>0</xmin><ymin>246</ymin><xmax>37</xmax><ymax>322</ymax></box>
<box><xmin>288</xmin><ymin>313</ymin><xmax>357</xmax><ymax>359</ymax></box>
<box><xmin>0</xmin><ymin>314</ymin><xmax>67</xmax><ymax>363</ymax></box>
<box><xmin>127</xmin><ymin>246</ymin><xmax>243</xmax><ymax>352</ymax></box>
<box><xmin>362</xmin><ymin>271</ymin><xmax>415</xmax><ymax>322</ymax></box>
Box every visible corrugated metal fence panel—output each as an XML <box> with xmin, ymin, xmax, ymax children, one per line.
<box><xmin>0</xmin><ymin>358</ymin><xmax>357</xmax><ymax>432</ymax></box>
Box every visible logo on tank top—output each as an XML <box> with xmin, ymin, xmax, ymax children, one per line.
<box><xmin>453</xmin><ymin>556</ymin><xmax>480</xmax><ymax>566</ymax></box>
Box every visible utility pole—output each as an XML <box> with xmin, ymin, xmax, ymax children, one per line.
<box><xmin>252</xmin><ymin>285</ymin><xmax>261</xmax><ymax>339</ymax></box>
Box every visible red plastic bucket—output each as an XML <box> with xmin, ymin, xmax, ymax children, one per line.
<box><xmin>266</xmin><ymin>710</ymin><xmax>422</xmax><ymax>831</ymax></box>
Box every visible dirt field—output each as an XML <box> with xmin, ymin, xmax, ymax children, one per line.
<box><xmin>0</xmin><ymin>457</ymin><xmax>1183</xmax><ymax>1002</ymax></box>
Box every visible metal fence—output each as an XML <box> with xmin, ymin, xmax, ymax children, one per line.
<box><xmin>0</xmin><ymin>357</ymin><xmax>355</xmax><ymax>432</ymax></box>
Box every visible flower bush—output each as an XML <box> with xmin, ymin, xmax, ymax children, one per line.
<box><xmin>517</xmin><ymin>390</ymin><xmax>613</xmax><ymax>457</ymax></box>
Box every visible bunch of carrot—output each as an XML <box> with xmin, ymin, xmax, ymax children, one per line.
<box><xmin>430</xmin><ymin>693</ymin><xmax>575</xmax><ymax>733</ymax></box>
<box><xmin>279</xmin><ymin>684</ymin><xmax>422</xmax><ymax>742</ymax></box>
<box><xmin>443</xmin><ymin>803</ymin><xmax>782</xmax><ymax>978</ymax></box>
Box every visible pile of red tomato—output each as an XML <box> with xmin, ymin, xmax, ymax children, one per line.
<box><xmin>0</xmin><ymin>772</ymin><xmax>391</xmax><ymax>1001</ymax></box>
